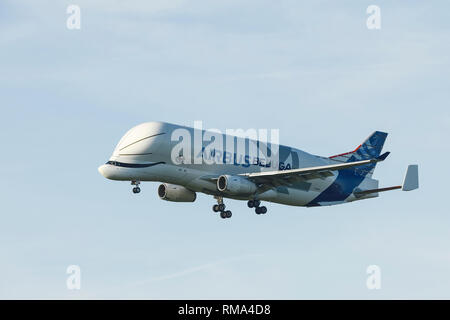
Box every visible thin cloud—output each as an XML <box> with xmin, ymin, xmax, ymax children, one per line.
<box><xmin>132</xmin><ymin>253</ymin><xmax>264</xmax><ymax>286</ymax></box>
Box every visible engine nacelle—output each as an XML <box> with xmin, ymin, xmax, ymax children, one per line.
<box><xmin>158</xmin><ymin>183</ymin><xmax>196</xmax><ymax>202</ymax></box>
<box><xmin>217</xmin><ymin>175</ymin><xmax>257</xmax><ymax>195</ymax></box>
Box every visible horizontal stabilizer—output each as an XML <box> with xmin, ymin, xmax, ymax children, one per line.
<box><xmin>354</xmin><ymin>185</ymin><xmax>401</xmax><ymax>197</ymax></box>
<box><xmin>353</xmin><ymin>164</ymin><xmax>419</xmax><ymax>197</ymax></box>
<box><xmin>377</xmin><ymin>151</ymin><xmax>390</xmax><ymax>161</ymax></box>
<box><xmin>402</xmin><ymin>164</ymin><xmax>419</xmax><ymax>191</ymax></box>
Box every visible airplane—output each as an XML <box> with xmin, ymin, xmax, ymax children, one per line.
<box><xmin>98</xmin><ymin>121</ymin><xmax>419</xmax><ymax>219</ymax></box>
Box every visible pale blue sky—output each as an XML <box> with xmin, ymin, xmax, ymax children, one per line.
<box><xmin>1</xmin><ymin>0</ymin><xmax>449</xmax><ymax>299</ymax></box>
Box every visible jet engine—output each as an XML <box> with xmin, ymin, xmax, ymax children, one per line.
<box><xmin>217</xmin><ymin>175</ymin><xmax>257</xmax><ymax>195</ymax></box>
<box><xmin>158</xmin><ymin>183</ymin><xmax>196</xmax><ymax>202</ymax></box>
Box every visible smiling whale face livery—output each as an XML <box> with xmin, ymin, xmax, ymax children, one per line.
<box><xmin>98</xmin><ymin>121</ymin><xmax>419</xmax><ymax>219</ymax></box>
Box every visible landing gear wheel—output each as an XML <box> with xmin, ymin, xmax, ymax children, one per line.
<box><xmin>247</xmin><ymin>200</ymin><xmax>254</xmax><ymax>208</ymax></box>
<box><xmin>255</xmin><ymin>207</ymin><xmax>262</xmax><ymax>214</ymax></box>
<box><xmin>254</xmin><ymin>200</ymin><xmax>261</xmax><ymax>207</ymax></box>
<box><xmin>131</xmin><ymin>181</ymin><xmax>141</xmax><ymax>194</ymax></box>
<box><xmin>260</xmin><ymin>206</ymin><xmax>267</xmax><ymax>214</ymax></box>
<box><xmin>132</xmin><ymin>187</ymin><xmax>141</xmax><ymax>194</ymax></box>
<box><xmin>213</xmin><ymin>196</ymin><xmax>230</xmax><ymax>219</ymax></box>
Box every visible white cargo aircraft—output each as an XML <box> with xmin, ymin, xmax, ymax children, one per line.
<box><xmin>98</xmin><ymin>121</ymin><xmax>419</xmax><ymax>219</ymax></box>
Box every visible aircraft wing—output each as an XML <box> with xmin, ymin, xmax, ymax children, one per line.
<box><xmin>240</xmin><ymin>152</ymin><xmax>390</xmax><ymax>185</ymax></box>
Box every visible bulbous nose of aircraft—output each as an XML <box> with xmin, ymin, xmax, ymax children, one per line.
<box><xmin>113</xmin><ymin>122</ymin><xmax>165</xmax><ymax>157</ymax></box>
<box><xmin>98</xmin><ymin>162</ymin><xmax>132</xmax><ymax>181</ymax></box>
<box><xmin>98</xmin><ymin>164</ymin><xmax>111</xmax><ymax>179</ymax></box>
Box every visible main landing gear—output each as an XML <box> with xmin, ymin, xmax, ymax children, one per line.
<box><xmin>211</xmin><ymin>197</ymin><xmax>267</xmax><ymax>218</ymax></box>
<box><xmin>212</xmin><ymin>196</ymin><xmax>232</xmax><ymax>219</ymax></box>
<box><xmin>247</xmin><ymin>199</ymin><xmax>267</xmax><ymax>215</ymax></box>
<box><xmin>131</xmin><ymin>180</ymin><xmax>141</xmax><ymax>194</ymax></box>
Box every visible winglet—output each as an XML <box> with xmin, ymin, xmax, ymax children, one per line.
<box><xmin>377</xmin><ymin>151</ymin><xmax>390</xmax><ymax>161</ymax></box>
<box><xmin>402</xmin><ymin>164</ymin><xmax>419</xmax><ymax>191</ymax></box>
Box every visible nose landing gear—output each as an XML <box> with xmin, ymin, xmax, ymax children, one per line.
<box><xmin>131</xmin><ymin>180</ymin><xmax>141</xmax><ymax>194</ymax></box>
<box><xmin>213</xmin><ymin>196</ymin><xmax>232</xmax><ymax>219</ymax></box>
<box><xmin>247</xmin><ymin>199</ymin><xmax>267</xmax><ymax>215</ymax></box>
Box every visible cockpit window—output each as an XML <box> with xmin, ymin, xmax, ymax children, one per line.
<box><xmin>106</xmin><ymin>161</ymin><xmax>165</xmax><ymax>168</ymax></box>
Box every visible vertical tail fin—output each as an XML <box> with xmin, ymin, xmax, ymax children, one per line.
<box><xmin>329</xmin><ymin>131</ymin><xmax>388</xmax><ymax>177</ymax></box>
<box><xmin>402</xmin><ymin>164</ymin><xmax>419</xmax><ymax>191</ymax></box>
